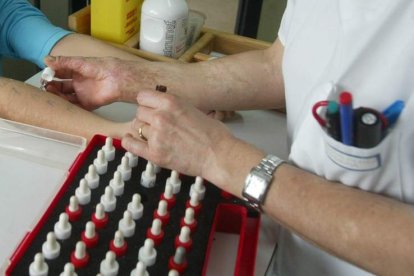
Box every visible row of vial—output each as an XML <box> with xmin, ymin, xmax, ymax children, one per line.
<box><xmin>28</xmin><ymin>137</ymin><xmax>206</xmax><ymax>276</ymax></box>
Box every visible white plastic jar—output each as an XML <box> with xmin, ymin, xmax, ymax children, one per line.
<box><xmin>140</xmin><ymin>0</ymin><xmax>189</xmax><ymax>58</ymax></box>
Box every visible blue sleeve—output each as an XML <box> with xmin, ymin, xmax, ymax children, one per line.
<box><xmin>0</xmin><ymin>0</ymin><xmax>72</xmax><ymax>68</ymax></box>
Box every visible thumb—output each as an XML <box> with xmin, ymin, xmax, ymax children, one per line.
<box><xmin>44</xmin><ymin>55</ymin><xmax>57</xmax><ymax>66</ymax></box>
<box><xmin>44</xmin><ymin>55</ymin><xmax>97</xmax><ymax>77</ymax></box>
<box><xmin>44</xmin><ymin>55</ymin><xmax>77</xmax><ymax>69</ymax></box>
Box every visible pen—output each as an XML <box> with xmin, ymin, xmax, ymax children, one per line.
<box><xmin>382</xmin><ymin>100</ymin><xmax>404</xmax><ymax>128</ymax></box>
<box><xmin>354</xmin><ymin>107</ymin><xmax>382</xmax><ymax>148</ymax></box>
<box><xmin>339</xmin><ymin>91</ymin><xmax>353</xmax><ymax>146</ymax></box>
<box><xmin>326</xmin><ymin>101</ymin><xmax>341</xmax><ymax>141</ymax></box>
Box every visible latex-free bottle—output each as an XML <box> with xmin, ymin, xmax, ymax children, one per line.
<box><xmin>91</xmin><ymin>0</ymin><xmax>142</xmax><ymax>44</ymax></box>
<box><xmin>140</xmin><ymin>0</ymin><xmax>189</xmax><ymax>58</ymax></box>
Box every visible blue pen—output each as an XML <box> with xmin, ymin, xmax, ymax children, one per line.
<box><xmin>339</xmin><ymin>91</ymin><xmax>353</xmax><ymax>145</ymax></box>
<box><xmin>382</xmin><ymin>100</ymin><xmax>404</xmax><ymax>128</ymax></box>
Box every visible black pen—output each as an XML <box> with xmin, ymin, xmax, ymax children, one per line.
<box><xmin>326</xmin><ymin>101</ymin><xmax>341</xmax><ymax>141</ymax></box>
<box><xmin>354</xmin><ymin>107</ymin><xmax>382</xmax><ymax>148</ymax></box>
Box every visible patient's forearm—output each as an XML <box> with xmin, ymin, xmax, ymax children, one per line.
<box><xmin>51</xmin><ymin>33</ymin><xmax>144</xmax><ymax>62</ymax></box>
<box><xmin>0</xmin><ymin>77</ymin><xmax>130</xmax><ymax>141</ymax></box>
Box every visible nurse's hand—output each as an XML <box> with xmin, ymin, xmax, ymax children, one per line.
<box><xmin>121</xmin><ymin>90</ymin><xmax>236</xmax><ymax>177</ymax></box>
<box><xmin>44</xmin><ymin>55</ymin><xmax>236</xmax><ymax>121</ymax></box>
<box><xmin>44</xmin><ymin>56</ymin><xmax>132</xmax><ymax>110</ymax></box>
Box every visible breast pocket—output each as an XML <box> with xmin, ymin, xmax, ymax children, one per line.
<box><xmin>289</xmin><ymin>88</ymin><xmax>403</xmax><ymax>199</ymax></box>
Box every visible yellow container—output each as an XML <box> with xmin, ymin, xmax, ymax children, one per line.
<box><xmin>91</xmin><ymin>0</ymin><xmax>143</xmax><ymax>44</ymax></box>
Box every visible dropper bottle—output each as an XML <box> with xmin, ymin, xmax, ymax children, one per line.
<box><xmin>140</xmin><ymin>0</ymin><xmax>189</xmax><ymax>58</ymax></box>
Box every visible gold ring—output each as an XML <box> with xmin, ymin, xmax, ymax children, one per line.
<box><xmin>138</xmin><ymin>127</ymin><xmax>148</xmax><ymax>142</ymax></box>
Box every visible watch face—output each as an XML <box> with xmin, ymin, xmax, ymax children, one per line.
<box><xmin>244</xmin><ymin>170</ymin><xmax>270</xmax><ymax>201</ymax></box>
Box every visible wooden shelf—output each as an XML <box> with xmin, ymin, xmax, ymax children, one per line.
<box><xmin>68</xmin><ymin>6</ymin><xmax>271</xmax><ymax>63</ymax></box>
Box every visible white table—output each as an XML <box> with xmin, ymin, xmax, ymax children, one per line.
<box><xmin>3</xmin><ymin>72</ymin><xmax>289</xmax><ymax>275</ymax></box>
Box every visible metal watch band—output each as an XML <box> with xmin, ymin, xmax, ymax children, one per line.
<box><xmin>242</xmin><ymin>154</ymin><xmax>284</xmax><ymax>212</ymax></box>
<box><xmin>258</xmin><ymin>154</ymin><xmax>284</xmax><ymax>175</ymax></box>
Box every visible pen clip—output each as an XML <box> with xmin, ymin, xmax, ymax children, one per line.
<box><xmin>312</xmin><ymin>100</ymin><xmax>329</xmax><ymax>127</ymax></box>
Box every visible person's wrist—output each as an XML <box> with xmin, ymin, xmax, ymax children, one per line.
<box><xmin>115</xmin><ymin>61</ymin><xmax>144</xmax><ymax>102</ymax></box>
<box><xmin>202</xmin><ymin>131</ymin><xmax>265</xmax><ymax>197</ymax></box>
<box><xmin>242</xmin><ymin>154</ymin><xmax>284</xmax><ymax>212</ymax></box>
<box><xmin>201</xmin><ymin>128</ymin><xmax>236</xmax><ymax>184</ymax></box>
<box><xmin>115</xmin><ymin>83</ymin><xmax>137</xmax><ymax>103</ymax></box>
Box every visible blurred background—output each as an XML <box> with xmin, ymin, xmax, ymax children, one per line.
<box><xmin>2</xmin><ymin>0</ymin><xmax>286</xmax><ymax>81</ymax></box>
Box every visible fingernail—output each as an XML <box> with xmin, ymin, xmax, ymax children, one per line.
<box><xmin>45</xmin><ymin>55</ymin><xmax>56</xmax><ymax>62</ymax></box>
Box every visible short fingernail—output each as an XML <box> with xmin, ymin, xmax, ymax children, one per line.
<box><xmin>45</xmin><ymin>55</ymin><xmax>56</xmax><ymax>62</ymax></box>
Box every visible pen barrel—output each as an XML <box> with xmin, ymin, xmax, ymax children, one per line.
<box><xmin>339</xmin><ymin>92</ymin><xmax>353</xmax><ymax>146</ymax></box>
<box><xmin>354</xmin><ymin>107</ymin><xmax>382</xmax><ymax>148</ymax></box>
<box><xmin>327</xmin><ymin>112</ymin><xmax>341</xmax><ymax>141</ymax></box>
<box><xmin>382</xmin><ymin>100</ymin><xmax>404</xmax><ymax>128</ymax></box>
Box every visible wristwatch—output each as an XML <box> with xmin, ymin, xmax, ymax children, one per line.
<box><xmin>242</xmin><ymin>154</ymin><xmax>284</xmax><ymax>212</ymax></box>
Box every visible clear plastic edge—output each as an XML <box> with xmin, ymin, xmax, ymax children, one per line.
<box><xmin>0</xmin><ymin>118</ymin><xmax>86</xmax><ymax>151</ymax></box>
<box><xmin>0</xmin><ymin>118</ymin><xmax>87</xmax><ymax>170</ymax></box>
<box><xmin>0</xmin><ymin>118</ymin><xmax>87</xmax><ymax>274</ymax></box>
<box><xmin>0</xmin><ymin>173</ymin><xmax>72</xmax><ymax>276</ymax></box>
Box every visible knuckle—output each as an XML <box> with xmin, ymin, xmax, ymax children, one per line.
<box><xmin>161</xmin><ymin>94</ymin><xmax>178</xmax><ymax>110</ymax></box>
<box><xmin>121</xmin><ymin>138</ymin><xmax>131</xmax><ymax>151</ymax></box>
<box><xmin>151</xmin><ymin>150</ymin><xmax>164</xmax><ymax>166</ymax></box>
<box><xmin>152</xmin><ymin>113</ymin><xmax>169</xmax><ymax>128</ymax></box>
<box><xmin>54</xmin><ymin>56</ymin><xmax>66</xmax><ymax>66</ymax></box>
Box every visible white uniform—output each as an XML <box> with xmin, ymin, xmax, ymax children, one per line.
<box><xmin>269</xmin><ymin>0</ymin><xmax>414</xmax><ymax>275</ymax></box>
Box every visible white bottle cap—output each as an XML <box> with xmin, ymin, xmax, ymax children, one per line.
<box><xmin>113</xmin><ymin>230</ymin><xmax>125</xmax><ymax>248</ymax></box>
<box><xmin>109</xmin><ymin>171</ymin><xmax>125</xmax><ymax>196</ymax></box>
<box><xmin>41</xmin><ymin>67</ymin><xmax>55</xmax><ymax>82</ymax></box>
<box><xmin>85</xmin><ymin>164</ymin><xmax>99</xmax><ymax>189</ymax></box>
<box><xmin>190</xmin><ymin>176</ymin><xmax>205</xmax><ymax>200</ymax></box>
<box><xmin>100</xmin><ymin>186</ymin><xmax>117</xmax><ymax>212</ymax></box>
<box><xmin>127</xmin><ymin>193</ymin><xmax>144</xmax><ymax>220</ymax></box>
<box><xmin>141</xmin><ymin>162</ymin><xmax>156</xmax><ymax>188</ymax></box>
<box><xmin>75</xmin><ymin>178</ymin><xmax>91</xmax><ymax>205</ymax></box>
<box><xmin>60</xmin><ymin>263</ymin><xmax>77</xmax><ymax>276</ymax></box>
<box><xmin>130</xmin><ymin>261</ymin><xmax>149</xmax><ymax>276</ymax></box>
<box><xmin>74</xmin><ymin>241</ymin><xmax>87</xmax><ymax>260</ymax></box>
<box><xmin>54</xmin><ymin>213</ymin><xmax>72</xmax><ymax>240</ymax></box>
<box><xmin>42</xmin><ymin>232</ymin><xmax>60</xmax><ymax>260</ymax></box>
<box><xmin>102</xmin><ymin>137</ymin><xmax>115</xmax><ymax>161</ymax></box>
<box><xmin>117</xmin><ymin>156</ymin><xmax>132</xmax><ymax>181</ymax></box>
<box><xmin>93</xmin><ymin>150</ymin><xmax>108</xmax><ymax>174</ymax></box>
<box><xmin>125</xmin><ymin>152</ymin><xmax>139</xmax><ymax>167</ymax></box>
<box><xmin>138</xmin><ymin>239</ymin><xmax>157</xmax><ymax>267</ymax></box>
<box><xmin>29</xmin><ymin>253</ymin><xmax>49</xmax><ymax>276</ymax></box>
<box><xmin>118</xmin><ymin>210</ymin><xmax>136</xmax><ymax>238</ymax></box>
<box><xmin>100</xmin><ymin>251</ymin><xmax>119</xmax><ymax>276</ymax></box>
<box><xmin>166</xmin><ymin>170</ymin><xmax>181</xmax><ymax>194</ymax></box>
